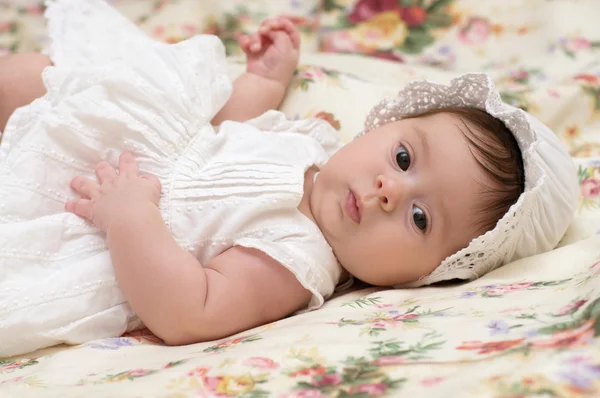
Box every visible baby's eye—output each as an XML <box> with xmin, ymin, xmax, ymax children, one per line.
<box><xmin>395</xmin><ymin>145</ymin><xmax>410</xmax><ymax>171</ymax></box>
<box><xmin>413</xmin><ymin>206</ymin><xmax>427</xmax><ymax>231</ymax></box>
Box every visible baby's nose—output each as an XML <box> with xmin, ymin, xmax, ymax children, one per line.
<box><xmin>376</xmin><ymin>174</ymin><xmax>403</xmax><ymax>212</ymax></box>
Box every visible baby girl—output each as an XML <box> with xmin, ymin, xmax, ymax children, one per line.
<box><xmin>0</xmin><ymin>0</ymin><xmax>578</xmax><ymax>357</ymax></box>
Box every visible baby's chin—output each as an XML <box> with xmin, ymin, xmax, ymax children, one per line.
<box><xmin>339</xmin><ymin>255</ymin><xmax>445</xmax><ymax>287</ymax></box>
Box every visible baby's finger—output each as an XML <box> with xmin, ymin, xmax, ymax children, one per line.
<box><xmin>267</xmin><ymin>30</ymin><xmax>295</xmax><ymax>50</ymax></box>
<box><xmin>250</xmin><ymin>37</ymin><xmax>262</xmax><ymax>53</ymax></box>
<box><xmin>242</xmin><ymin>33</ymin><xmax>261</xmax><ymax>53</ymax></box>
<box><xmin>118</xmin><ymin>151</ymin><xmax>138</xmax><ymax>177</ymax></box>
<box><xmin>274</xmin><ymin>17</ymin><xmax>300</xmax><ymax>48</ymax></box>
<box><xmin>70</xmin><ymin>176</ymin><xmax>100</xmax><ymax>199</ymax></box>
<box><xmin>65</xmin><ymin>198</ymin><xmax>93</xmax><ymax>220</ymax></box>
<box><xmin>259</xmin><ymin>18</ymin><xmax>281</xmax><ymax>33</ymax></box>
<box><xmin>95</xmin><ymin>161</ymin><xmax>117</xmax><ymax>184</ymax></box>
<box><xmin>238</xmin><ymin>34</ymin><xmax>251</xmax><ymax>51</ymax></box>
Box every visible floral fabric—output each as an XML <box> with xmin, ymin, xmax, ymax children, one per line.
<box><xmin>1</xmin><ymin>235</ymin><xmax>599</xmax><ymax>396</ymax></box>
<box><xmin>0</xmin><ymin>0</ymin><xmax>321</xmax><ymax>55</ymax></box>
<box><xmin>1</xmin><ymin>0</ymin><xmax>600</xmax><ymax>396</ymax></box>
<box><xmin>319</xmin><ymin>0</ymin><xmax>600</xmax><ymax>156</ymax></box>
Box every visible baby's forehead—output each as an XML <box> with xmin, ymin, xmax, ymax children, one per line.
<box><xmin>407</xmin><ymin>110</ymin><xmax>502</xmax><ymax>152</ymax></box>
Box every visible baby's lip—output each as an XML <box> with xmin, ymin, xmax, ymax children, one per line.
<box><xmin>354</xmin><ymin>191</ymin><xmax>363</xmax><ymax>220</ymax></box>
<box><xmin>344</xmin><ymin>189</ymin><xmax>362</xmax><ymax>224</ymax></box>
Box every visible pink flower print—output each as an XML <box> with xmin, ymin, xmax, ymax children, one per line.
<box><xmin>547</xmin><ymin>89</ymin><xmax>560</xmax><ymax>99</ymax></box>
<box><xmin>244</xmin><ymin>357</ymin><xmax>279</xmax><ymax>370</ymax></box>
<box><xmin>369</xmin><ymin>50</ymin><xmax>404</xmax><ymax>62</ymax></box>
<box><xmin>348</xmin><ymin>0</ymin><xmax>400</xmax><ymax>24</ymax></box>
<box><xmin>373</xmin><ymin>355</ymin><xmax>405</xmax><ymax>366</ymax></box>
<box><xmin>298</xmin><ymin>66</ymin><xmax>327</xmax><ymax>80</ymax></box>
<box><xmin>357</xmin><ymin>383</ymin><xmax>388</xmax><ymax>395</ymax></box>
<box><xmin>400</xmin><ymin>6</ymin><xmax>427</xmax><ymax>27</ymax></box>
<box><xmin>500</xmin><ymin>307</ymin><xmax>524</xmax><ymax>313</ymax></box>
<box><xmin>457</xmin><ymin>338</ymin><xmax>525</xmax><ymax>354</ymax></box>
<box><xmin>555</xmin><ymin>300</ymin><xmax>587</xmax><ymax>316</ymax></box>
<box><xmin>458</xmin><ymin>17</ymin><xmax>491</xmax><ymax>45</ymax></box>
<box><xmin>581</xmin><ymin>178</ymin><xmax>600</xmax><ymax>199</ymax></box>
<box><xmin>532</xmin><ymin>319</ymin><xmax>594</xmax><ymax>349</ymax></box>
<box><xmin>486</xmin><ymin>289</ymin><xmax>502</xmax><ymax>296</ymax></box>
<box><xmin>203</xmin><ymin>376</ymin><xmax>222</xmax><ymax>390</ymax></box>
<box><xmin>153</xmin><ymin>25</ymin><xmax>166</xmax><ymax>38</ymax></box>
<box><xmin>574</xmin><ymin>74</ymin><xmax>600</xmax><ymax>85</ymax></box>
<box><xmin>0</xmin><ymin>22</ymin><xmax>11</xmax><ymax>33</ymax></box>
<box><xmin>284</xmin><ymin>390</ymin><xmax>328</xmax><ymax>398</ymax></box>
<box><xmin>562</xmin><ymin>355</ymin><xmax>593</xmax><ymax>365</ymax></box>
<box><xmin>394</xmin><ymin>313</ymin><xmax>418</xmax><ymax>321</ymax></box>
<box><xmin>420</xmin><ymin>376</ymin><xmax>445</xmax><ymax>386</ymax></box>
<box><xmin>187</xmin><ymin>367</ymin><xmax>209</xmax><ymax>378</ymax></box>
<box><xmin>127</xmin><ymin>369</ymin><xmax>150</xmax><ymax>377</ymax></box>
<box><xmin>562</xmin><ymin>37</ymin><xmax>591</xmax><ymax>53</ymax></box>
<box><xmin>182</xmin><ymin>24</ymin><xmax>198</xmax><ymax>35</ymax></box>
<box><xmin>26</xmin><ymin>4</ymin><xmax>43</xmax><ymax>15</ymax></box>
<box><xmin>0</xmin><ymin>363</ymin><xmax>20</xmax><ymax>372</ymax></box>
<box><xmin>238</xmin><ymin>15</ymin><xmax>251</xmax><ymax>25</ymax></box>
<box><xmin>1</xmin><ymin>376</ymin><xmax>23</xmax><ymax>385</ymax></box>
<box><xmin>289</xmin><ymin>365</ymin><xmax>327</xmax><ymax>378</ymax></box>
<box><xmin>497</xmin><ymin>282</ymin><xmax>534</xmax><ymax>293</ymax></box>
<box><xmin>311</xmin><ymin>374</ymin><xmax>341</xmax><ymax>387</ymax></box>
<box><xmin>321</xmin><ymin>30</ymin><xmax>361</xmax><ymax>53</ymax></box>
<box><xmin>511</xmin><ymin>70</ymin><xmax>529</xmax><ymax>80</ymax></box>
<box><xmin>214</xmin><ymin>336</ymin><xmax>247</xmax><ymax>349</ymax></box>
<box><xmin>513</xmin><ymin>282</ymin><xmax>534</xmax><ymax>289</ymax></box>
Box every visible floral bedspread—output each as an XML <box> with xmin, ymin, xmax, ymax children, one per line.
<box><xmin>2</xmin><ymin>0</ymin><xmax>600</xmax><ymax>397</ymax></box>
<box><xmin>1</xmin><ymin>235</ymin><xmax>599</xmax><ymax>397</ymax></box>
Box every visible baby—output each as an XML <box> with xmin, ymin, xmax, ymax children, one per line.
<box><xmin>0</xmin><ymin>0</ymin><xmax>578</xmax><ymax>357</ymax></box>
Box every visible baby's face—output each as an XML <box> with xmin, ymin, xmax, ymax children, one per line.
<box><xmin>310</xmin><ymin>112</ymin><xmax>490</xmax><ymax>286</ymax></box>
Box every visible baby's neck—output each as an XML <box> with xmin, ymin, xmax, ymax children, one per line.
<box><xmin>297</xmin><ymin>166</ymin><xmax>319</xmax><ymax>224</ymax></box>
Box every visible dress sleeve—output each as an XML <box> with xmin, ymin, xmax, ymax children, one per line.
<box><xmin>245</xmin><ymin>110</ymin><xmax>342</xmax><ymax>158</ymax></box>
<box><xmin>233</xmin><ymin>230</ymin><xmax>342</xmax><ymax>312</ymax></box>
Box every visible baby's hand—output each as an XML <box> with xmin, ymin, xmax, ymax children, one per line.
<box><xmin>238</xmin><ymin>16</ymin><xmax>300</xmax><ymax>87</ymax></box>
<box><xmin>65</xmin><ymin>152</ymin><xmax>161</xmax><ymax>233</ymax></box>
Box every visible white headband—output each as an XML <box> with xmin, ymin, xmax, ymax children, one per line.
<box><xmin>363</xmin><ymin>73</ymin><xmax>579</xmax><ymax>287</ymax></box>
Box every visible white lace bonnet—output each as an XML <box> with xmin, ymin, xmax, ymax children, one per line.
<box><xmin>363</xmin><ymin>73</ymin><xmax>579</xmax><ymax>287</ymax></box>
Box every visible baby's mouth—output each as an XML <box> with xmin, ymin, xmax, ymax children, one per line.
<box><xmin>344</xmin><ymin>189</ymin><xmax>361</xmax><ymax>224</ymax></box>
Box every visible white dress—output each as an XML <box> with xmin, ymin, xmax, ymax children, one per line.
<box><xmin>0</xmin><ymin>0</ymin><xmax>342</xmax><ymax>357</ymax></box>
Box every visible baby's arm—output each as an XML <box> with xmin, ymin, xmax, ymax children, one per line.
<box><xmin>66</xmin><ymin>154</ymin><xmax>311</xmax><ymax>344</ymax></box>
<box><xmin>211</xmin><ymin>17</ymin><xmax>300</xmax><ymax>125</ymax></box>
<box><xmin>108</xmin><ymin>211</ymin><xmax>311</xmax><ymax>344</ymax></box>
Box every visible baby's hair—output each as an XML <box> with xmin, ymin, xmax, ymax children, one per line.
<box><xmin>411</xmin><ymin>107</ymin><xmax>525</xmax><ymax>235</ymax></box>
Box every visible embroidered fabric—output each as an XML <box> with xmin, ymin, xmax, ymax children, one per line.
<box><xmin>362</xmin><ymin>73</ymin><xmax>579</xmax><ymax>287</ymax></box>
